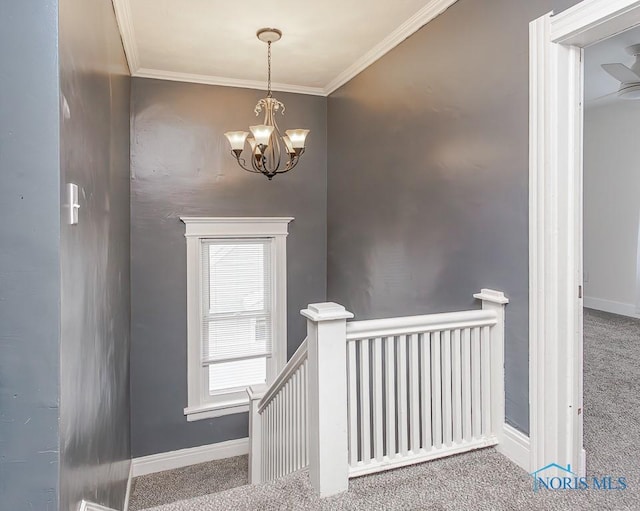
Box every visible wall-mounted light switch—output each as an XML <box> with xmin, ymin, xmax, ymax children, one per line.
<box><xmin>68</xmin><ymin>183</ymin><xmax>80</xmax><ymax>225</ymax></box>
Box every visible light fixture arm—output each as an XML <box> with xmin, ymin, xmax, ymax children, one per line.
<box><xmin>230</xmin><ymin>148</ymin><xmax>304</xmax><ymax>180</ymax></box>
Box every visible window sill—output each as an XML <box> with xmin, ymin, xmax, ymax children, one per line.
<box><xmin>184</xmin><ymin>399</ymin><xmax>250</xmax><ymax>422</ymax></box>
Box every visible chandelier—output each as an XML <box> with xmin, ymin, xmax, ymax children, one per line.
<box><xmin>224</xmin><ymin>28</ymin><xmax>310</xmax><ymax>180</ymax></box>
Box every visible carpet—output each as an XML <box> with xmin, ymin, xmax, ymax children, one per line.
<box><xmin>128</xmin><ymin>455</ymin><xmax>248</xmax><ymax>510</ymax></box>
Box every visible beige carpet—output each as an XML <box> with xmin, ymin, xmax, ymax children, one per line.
<box><xmin>133</xmin><ymin>308</ymin><xmax>640</xmax><ymax>510</ymax></box>
<box><xmin>128</xmin><ymin>455</ymin><xmax>248</xmax><ymax>510</ymax></box>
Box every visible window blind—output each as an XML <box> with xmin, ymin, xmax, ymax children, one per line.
<box><xmin>201</xmin><ymin>239</ymin><xmax>273</xmax><ymax>366</ymax></box>
<box><xmin>208</xmin><ymin>358</ymin><xmax>267</xmax><ymax>392</ymax></box>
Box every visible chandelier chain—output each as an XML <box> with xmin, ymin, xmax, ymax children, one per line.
<box><xmin>267</xmin><ymin>41</ymin><xmax>272</xmax><ymax>98</ymax></box>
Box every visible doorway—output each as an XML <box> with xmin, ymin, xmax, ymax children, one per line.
<box><xmin>529</xmin><ymin>0</ymin><xmax>640</xmax><ymax>477</ymax></box>
<box><xmin>581</xmin><ymin>24</ymin><xmax>640</xmax><ymax>486</ymax></box>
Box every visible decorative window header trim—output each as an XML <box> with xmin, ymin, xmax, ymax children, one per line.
<box><xmin>181</xmin><ymin>217</ymin><xmax>293</xmax><ymax>238</ymax></box>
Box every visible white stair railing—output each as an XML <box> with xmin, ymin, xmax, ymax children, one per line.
<box><xmin>247</xmin><ymin>338</ymin><xmax>310</xmax><ymax>484</ymax></box>
<box><xmin>247</xmin><ymin>289</ymin><xmax>508</xmax><ymax>498</ymax></box>
<box><xmin>346</xmin><ymin>289</ymin><xmax>508</xmax><ymax>477</ymax></box>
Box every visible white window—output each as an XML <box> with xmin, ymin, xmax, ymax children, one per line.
<box><xmin>181</xmin><ymin>217</ymin><xmax>292</xmax><ymax>421</ymax></box>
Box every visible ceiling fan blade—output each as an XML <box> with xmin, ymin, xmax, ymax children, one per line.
<box><xmin>601</xmin><ymin>63</ymin><xmax>640</xmax><ymax>83</ymax></box>
<box><xmin>588</xmin><ymin>90</ymin><xmax>619</xmax><ymax>104</ymax></box>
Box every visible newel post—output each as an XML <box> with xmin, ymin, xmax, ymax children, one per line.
<box><xmin>473</xmin><ymin>289</ymin><xmax>509</xmax><ymax>442</ymax></box>
<box><xmin>301</xmin><ymin>302</ymin><xmax>354</xmax><ymax>497</ymax></box>
<box><xmin>247</xmin><ymin>386</ymin><xmax>266</xmax><ymax>484</ymax></box>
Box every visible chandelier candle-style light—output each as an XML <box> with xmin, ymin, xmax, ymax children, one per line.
<box><xmin>224</xmin><ymin>28</ymin><xmax>310</xmax><ymax>180</ymax></box>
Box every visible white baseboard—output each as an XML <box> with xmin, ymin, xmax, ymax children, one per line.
<box><xmin>132</xmin><ymin>437</ymin><xmax>249</xmax><ymax>477</ymax></box>
<box><xmin>77</xmin><ymin>464</ymin><xmax>132</xmax><ymax>511</ymax></box>
<box><xmin>78</xmin><ymin>500</ymin><xmax>119</xmax><ymax>511</ymax></box>
<box><xmin>584</xmin><ymin>296</ymin><xmax>640</xmax><ymax>319</ymax></box>
<box><xmin>496</xmin><ymin>424</ymin><xmax>530</xmax><ymax>472</ymax></box>
<box><xmin>123</xmin><ymin>463</ymin><xmax>133</xmax><ymax>511</ymax></box>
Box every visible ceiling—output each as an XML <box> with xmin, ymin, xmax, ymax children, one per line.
<box><xmin>584</xmin><ymin>25</ymin><xmax>640</xmax><ymax>105</ymax></box>
<box><xmin>112</xmin><ymin>0</ymin><xmax>457</xmax><ymax>96</ymax></box>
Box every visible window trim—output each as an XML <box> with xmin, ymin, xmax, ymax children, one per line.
<box><xmin>181</xmin><ymin>217</ymin><xmax>292</xmax><ymax>421</ymax></box>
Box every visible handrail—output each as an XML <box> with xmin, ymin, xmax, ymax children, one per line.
<box><xmin>247</xmin><ymin>384</ymin><xmax>267</xmax><ymax>402</ymax></box>
<box><xmin>258</xmin><ymin>337</ymin><xmax>308</xmax><ymax>413</ymax></box>
<box><xmin>346</xmin><ymin>309</ymin><xmax>497</xmax><ymax>340</ymax></box>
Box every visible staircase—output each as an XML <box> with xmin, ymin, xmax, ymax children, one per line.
<box><xmin>246</xmin><ymin>289</ymin><xmax>509</xmax><ymax>497</ymax></box>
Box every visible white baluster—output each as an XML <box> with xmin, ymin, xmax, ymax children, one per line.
<box><xmin>264</xmin><ymin>405</ymin><xmax>268</xmax><ymax>480</ymax></box>
<box><xmin>284</xmin><ymin>390</ymin><xmax>288</xmax><ymax>475</ymax></box>
<box><xmin>267</xmin><ymin>404</ymin><xmax>272</xmax><ymax>480</ymax></box>
<box><xmin>397</xmin><ymin>335</ymin><xmax>408</xmax><ymax>456</ymax></box>
<box><xmin>442</xmin><ymin>330</ymin><xmax>453</xmax><ymax>447</ymax></box>
<box><xmin>299</xmin><ymin>366</ymin><xmax>304</xmax><ymax>470</ymax></box>
<box><xmin>347</xmin><ymin>341</ymin><xmax>358</xmax><ymax>466</ymax></box>
<box><xmin>461</xmin><ymin>328</ymin><xmax>472</xmax><ymax>442</ymax></box>
<box><xmin>272</xmin><ymin>401</ymin><xmax>276</xmax><ymax>479</ymax></box>
<box><xmin>283</xmin><ymin>387</ymin><xmax>288</xmax><ymax>474</ymax></box>
<box><xmin>270</xmin><ymin>404</ymin><xmax>275</xmax><ymax>479</ymax></box>
<box><xmin>291</xmin><ymin>372</ymin><xmax>297</xmax><ymax>471</ymax></box>
<box><xmin>481</xmin><ymin>325</ymin><xmax>492</xmax><ymax>436</ymax></box>
<box><xmin>452</xmin><ymin>329</ymin><xmax>463</xmax><ymax>444</ymax></box>
<box><xmin>408</xmin><ymin>333</ymin><xmax>420</xmax><ymax>453</ymax></box>
<box><xmin>359</xmin><ymin>339</ymin><xmax>371</xmax><ymax>463</ymax></box>
<box><xmin>277</xmin><ymin>396</ymin><xmax>285</xmax><ymax>477</ymax></box>
<box><xmin>274</xmin><ymin>395</ymin><xmax>280</xmax><ymax>478</ymax></box>
<box><xmin>372</xmin><ymin>337</ymin><xmax>384</xmax><ymax>462</ymax></box>
<box><xmin>420</xmin><ymin>333</ymin><xmax>432</xmax><ymax>451</ymax></box>
<box><xmin>295</xmin><ymin>373</ymin><xmax>300</xmax><ymax>471</ymax></box>
<box><xmin>289</xmin><ymin>380</ymin><xmax>294</xmax><ymax>472</ymax></box>
<box><xmin>302</xmin><ymin>360</ymin><xmax>308</xmax><ymax>467</ymax></box>
<box><xmin>385</xmin><ymin>336</ymin><xmax>397</xmax><ymax>458</ymax></box>
<box><xmin>471</xmin><ymin>327</ymin><xmax>481</xmax><ymax>439</ymax></box>
<box><xmin>293</xmin><ymin>375</ymin><xmax>298</xmax><ymax>471</ymax></box>
<box><xmin>432</xmin><ymin>332</ymin><xmax>442</xmax><ymax>449</ymax></box>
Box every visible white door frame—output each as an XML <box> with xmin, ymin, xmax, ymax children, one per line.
<box><xmin>529</xmin><ymin>0</ymin><xmax>640</xmax><ymax>475</ymax></box>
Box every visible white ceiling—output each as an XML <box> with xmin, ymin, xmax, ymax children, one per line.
<box><xmin>584</xmin><ymin>25</ymin><xmax>640</xmax><ymax>105</ymax></box>
<box><xmin>112</xmin><ymin>0</ymin><xmax>457</xmax><ymax>96</ymax></box>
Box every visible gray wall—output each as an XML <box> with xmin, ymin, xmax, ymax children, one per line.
<box><xmin>58</xmin><ymin>0</ymin><xmax>131</xmax><ymax>509</ymax></box>
<box><xmin>0</xmin><ymin>2</ymin><xmax>61</xmax><ymax>509</ymax></box>
<box><xmin>130</xmin><ymin>78</ymin><xmax>327</xmax><ymax>457</ymax></box>
<box><xmin>554</xmin><ymin>0</ymin><xmax>582</xmax><ymax>13</ymax></box>
<box><xmin>327</xmin><ymin>0</ymin><xmax>580</xmax><ymax>435</ymax></box>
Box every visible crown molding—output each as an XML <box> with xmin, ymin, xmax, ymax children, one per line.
<box><xmin>111</xmin><ymin>0</ymin><xmax>139</xmax><ymax>74</ymax></box>
<box><xmin>133</xmin><ymin>67</ymin><xmax>327</xmax><ymax>96</ymax></box>
<box><xmin>323</xmin><ymin>0</ymin><xmax>459</xmax><ymax>95</ymax></box>
<box><xmin>112</xmin><ymin>0</ymin><xmax>459</xmax><ymax>97</ymax></box>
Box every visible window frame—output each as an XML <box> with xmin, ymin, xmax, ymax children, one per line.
<box><xmin>181</xmin><ymin>217</ymin><xmax>292</xmax><ymax>421</ymax></box>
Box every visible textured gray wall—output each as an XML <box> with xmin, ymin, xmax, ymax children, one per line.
<box><xmin>130</xmin><ymin>78</ymin><xmax>327</xmax><ymax>457</ymax></box>
<box><xmin>327</xmin><ymin>0</ymin><xmax>580</xmax><ymax>435</ymax></box>
<box><xmin>553</xmin><ymin>0</ymin><xmax>582</xmax><ymax>13</ymax></box>
<box><xmin>58</xmin><ymin>0</ymin><xmax>131</xmax><ymax>509</ymax></box>
<box><xmin>0</xmin><ymin>2</ymin><xmax>61</xmax><ymax>509</ymax></box>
